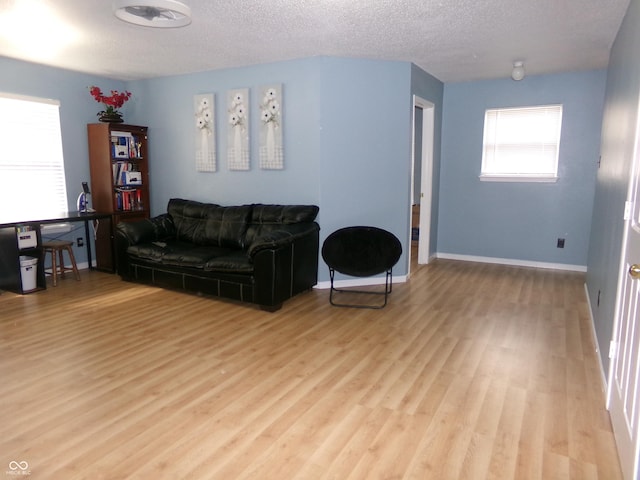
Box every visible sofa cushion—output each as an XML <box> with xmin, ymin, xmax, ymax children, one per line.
<box><xmin>162</xmin><ymin>245</ymin><xmax>235</xmax><ymax>267</ymax></box>
<box><xmin>204</xmin><ymin>251</ymin><xmax>253</xmax><ymax>273</ymax></box>
<box><xmin>167</xmin><ymin>198</ymin><xmax>251</xmax><ymax>248</ymax></box>
<box><xmin>127</xmin><ymin>241</ymin><xmax>235</xmax><ymax>268</ymax></box>
<box><xmin>127</xmin><ymin>242</ymin><xmax>167</xmax><ymax>263</ymax></box>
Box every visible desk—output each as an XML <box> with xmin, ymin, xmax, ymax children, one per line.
<box><xmin>42</xmin><ymin>211</ymin><xmax>113</xmax><ymax>270</ymax></box>
<box><xmin>0</xmin><ymin>211</ymin><xmax>113</xmax><ymax>294</ymax></box>
<box><xmin>0</xmin><ymin>211</ymin><xmax>113</xmax><ymax>270</ymax></box>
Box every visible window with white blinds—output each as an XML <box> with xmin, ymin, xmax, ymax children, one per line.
<box><xmin>0</xmin><ymin>93</ymin><xmax>68</xmax><ymax>219</ymax></box>
<box><xmin>481</xmin><ymin>104</ymin><xmax>563</xmax><ymax>182</ymax></box>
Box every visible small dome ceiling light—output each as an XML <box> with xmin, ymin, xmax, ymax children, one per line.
<box><xmin>113</xmin><ymin>0</ymin><xmax>191</xmax><ymax>28</ymax></box>
<box><xmin>511</xmin><ymin>61</ymin><xmax>525</xmax><ymax>81</ymax></box>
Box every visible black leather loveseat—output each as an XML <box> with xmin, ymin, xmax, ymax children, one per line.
<box><xmin>115</xmin><ymin>198</ymin><xmax>320</xmax><ymax>310</ymax></box>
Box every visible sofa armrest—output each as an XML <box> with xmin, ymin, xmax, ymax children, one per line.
<box><xmin>116</xmin><ymin>213</ymin><xmax>175</xmax><ymax>245</ymax></box>
<box><xmin>251</xmin><ymin>223</ymin><xmax>320</xmax><ymax>308</ymax></box>
<box><xmin>115</xmin><ymin>214</ymin><xmax>175</xmax><ymax>276</ymax></box>
<box><xmin>247</xmin><ymin>223</ymin><xmax>320</xmax><ymax>258</ymax></box>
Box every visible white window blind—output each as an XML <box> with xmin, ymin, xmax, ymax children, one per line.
<box><xmin>0</xmin><ymin>93</ymin><xmax>68</xmax><ymax>220</ymax></box>
<box><xmin>481</xmin><ymin>104</ymin><xmax>563</xmax><ymax>181</ymax></box>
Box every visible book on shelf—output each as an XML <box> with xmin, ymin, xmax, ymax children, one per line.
<box><xmin>110</xmin><ymin>131</ymin><xmax>142</xmax><ymax>159</ymax></box>
<box><xmin>114</xmin><ymin>187</ymin><xmax>143</xmax><ymax>211</ymax></box>
<box><xmin>112</xmin><ymin>162</ymin><xmax>142</xmax><ymax>186</ymax></box>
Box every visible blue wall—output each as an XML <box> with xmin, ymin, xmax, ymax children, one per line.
<box><xmin>0</xmin><ymin>54</ymin><xmax>610</xmax><ymax>285</ymax></box>
<box><xmin>439</xmin><ymin>70</ymin><xmax>607</xmax><ymax>268</ymax></box>
<box><xmin>317</xmin><ymin>57</ymin><xmax>412</xmax><ymax>278</ymax></box>
<box><xmin>0</xmin><ymin>56</ymin><xmax>128</xmax><ymax>266</ymax></box>
<box><xmin>0</xmin><ymin>55</ymin><xmax>443</xmax><ymax>281</ymax></box>
<box><xmin>126</xmin><ymin>57</ymin><xmax>322</xmax><ymax>210</ymax></box>
<box><xmin>125</xmin><ymin>56</ymin><xmax>444</xmax><ymax>281</ymax></box>
<box><xmin>587</xmin><ymin>0</ymin><xmax>640</xmax><ymax>375</ymax></box>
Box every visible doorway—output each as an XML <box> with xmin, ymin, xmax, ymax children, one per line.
<box><xmin>409</xmin><ymin>95</ymin><xmax>435</xmax><ymax>275</ymax></box>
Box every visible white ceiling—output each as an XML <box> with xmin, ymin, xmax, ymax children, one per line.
<box><xmin>0</xmin><ymin>0</ymin><xmax>631</xmax><ymax>83</ymax></box>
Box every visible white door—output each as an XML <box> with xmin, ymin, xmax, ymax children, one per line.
<box><xmin>418</xmin><ymin>102</ymin><xmax>434</xmax><ymax>265</ymax></box>
<box><xmin>409</xmin><ymin>95</ymin><xmax>434</xmax><ymax>273</ymax></box>
<box><xmin>608</xmin><ymin>121</ymin><xmax>640</xmax><ymax>480</ymax></box>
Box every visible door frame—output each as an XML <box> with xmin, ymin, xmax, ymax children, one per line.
<box><xmin>408</xmin><ymin>95</ymin><xmax>435</xmax><ymax>275</ymax></box>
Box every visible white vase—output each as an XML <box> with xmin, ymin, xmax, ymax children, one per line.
<box><xmin>201</xmin><ymin>129</ymin><xmax>209</xmax><ymax>161</ymax></box>
<box><xmin>266</xmin><ymin>121</ymin><xmax>275</xmax><ymax>163</ymax></box>
<box><xmin>234</xmin><ymin>124</ymin><xmax>243</xmax><ymax>167</ymax></box>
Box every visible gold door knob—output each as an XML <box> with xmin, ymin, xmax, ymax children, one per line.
<box><xmin>630</xmin><ymin>264</ymin><xmax>640</xmax><ymax>279</ymax></box>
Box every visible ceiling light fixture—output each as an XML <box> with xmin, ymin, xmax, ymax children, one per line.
<box><xmin>113</xmin><ymin>0</ymin><xmax>191</xmax><ymax>28</ymax></box>
<box><xmin>511</xmin><ymin>61</ymin><xmax>525</xmax><ymax>81</ymax></box>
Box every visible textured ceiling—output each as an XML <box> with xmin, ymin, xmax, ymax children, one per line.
<box><xmin>0</xmin><ymin>0</ymin><xmax>631</xmax><ymax>82</ymax></box>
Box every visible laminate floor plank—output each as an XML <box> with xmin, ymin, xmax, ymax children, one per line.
<box><xmin>0</xmin><ymin>257</ymin><xmax>623</xmax><ymax>479</ymax></box>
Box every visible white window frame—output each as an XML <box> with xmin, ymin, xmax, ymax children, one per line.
<box><xmin>0</xmin><ymin>92</ymin><xmax>69</xmax><ymax>222</ymax></box>
<box><xmin>480</xmin><ymin>104</ymin><xmax>563</xmax><ymax>183</ymax></box>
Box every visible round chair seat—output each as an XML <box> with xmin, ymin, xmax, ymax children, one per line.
<box><xmin>321</xmin><ymin>226</ymin><xmax>402</xmax><ymax>277</ymax></box>
<box><xmin>321</xmin><ymin>226</ymin><xmax>402</xmax><ymax>309</ymax></box>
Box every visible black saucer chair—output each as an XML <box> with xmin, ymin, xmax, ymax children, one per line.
<box><xmin>321</xmin><ymin>226</ymin><xmax>402</xmax><ymax>309</ymax></box>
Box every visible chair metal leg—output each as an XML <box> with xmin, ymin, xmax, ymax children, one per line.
<box><xmin>328</xmin><ymin>268</ymin><xmax>393</xmax><ymax>309</ymax></box>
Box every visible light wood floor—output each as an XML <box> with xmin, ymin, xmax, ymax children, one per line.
<box><xmin>0</xmin><ymin>257</ymin><xmax>622</xmax><ymax>479</ymax></box>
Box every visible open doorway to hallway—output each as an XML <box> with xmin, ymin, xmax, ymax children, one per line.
<box><xmin>409</xmin><ymin>96</ymin><xmax>435</xmax><ymax>276</ymax></box>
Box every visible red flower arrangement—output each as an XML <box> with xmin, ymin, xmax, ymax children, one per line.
<box><xmin>89</xmin><ymin>86</ymin><xmax>132</xmax><ymax>121</ymax></box>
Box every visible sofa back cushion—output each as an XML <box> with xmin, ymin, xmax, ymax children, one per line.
<box><xmin>245</xmin><ymin>204</ymin><xmax>319</xmax><ymax>245</ymax></box>
<box><xmin>167</xmin><ymin>198</ymin><xmax>251</xmax><ymax>248</ymax></box>
<box><xmin>250</xmin><ymin>204</ymin><xmax>319</xmax><ymax>225</ymax></box>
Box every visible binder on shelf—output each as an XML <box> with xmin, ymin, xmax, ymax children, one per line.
<box><xmin>17</xmin><ymin>229</ymin><xmax>37</xmax><ymax>249</ymax></box>
<box><xmin>112</xmin><ymin>162</ymin><xmax>141</xmax><ymax>185</ymax></box>
<box><xmin>111</xmin><ymin>131</ymin><xmax>133</xmax><ymax>137</ymax></box>
<box><xmin>110</xmin><ymin>131</ymin><xmax>142</xmax><ymax>159</ymax></box>
<box><xmin>124</xmin><ymin>171</ymin><xmax>142</xmax><ymax>185</ymax></box>
<box><xmin>111</xmin><ymin>131</ymin><xmax>132</xmax><ymax>158</ymax></box>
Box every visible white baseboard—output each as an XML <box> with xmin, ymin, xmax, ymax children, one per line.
<box><xmin>44</xmin><ymin>261</ymin><xmax>93</xmax><ymax>271</ymax></box>
<box><xmin>315</xmin><ymin>253</ymin><xmax>584</xmax><ymax>290</ymax></box>
<box><xmin>583</xmin><ymin>283</ymin><xmax>609</xmax><ymax>395</ymax></box>
<box><xmin>436</xmin><ymin>252</ymin><xmax>587</xmax><ymax>272</ymax></box>
<box><xmin>316</xmin><ymin>275</ymin><xmax>407</xmax><ymax>290</ymax></box>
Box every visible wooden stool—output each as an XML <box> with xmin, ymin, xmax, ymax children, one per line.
<box><xmin>43</xmin><ymin>240</ymin><xmax>80</xmax><ymax>286</ymax></box>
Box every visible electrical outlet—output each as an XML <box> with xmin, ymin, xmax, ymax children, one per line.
<box><xmin>557</xmin><ymin>238</ymin><xmax>565</xmax><ymax>248</ymax></box>
<box><xmin>77</xmin><ymin>237</ymin><xmax>84</xmax><ymax>247</ymax></box>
